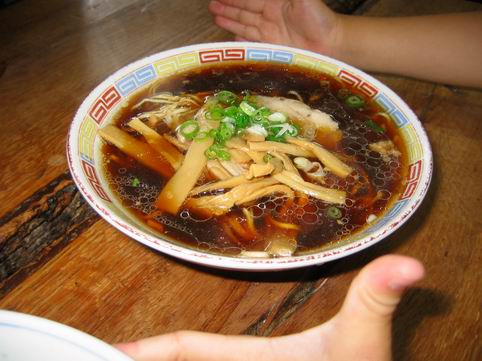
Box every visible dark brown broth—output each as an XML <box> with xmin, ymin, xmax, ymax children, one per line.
<box><xmin>103</xmin><ymin>62</ymin><xmax>407</xmax><ymax>256</ymax></box>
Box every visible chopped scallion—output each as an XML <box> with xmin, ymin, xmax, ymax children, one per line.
<box><xmin>215</xmin><ymin>90</ymin><xmax>237</xmax><ymax>105</ymax></box>
<box><xmin>337</xmin><ymin>88</ymin><xmax>351</xmax><ymax>99</ymax></box>
<box><xmin>256</xmin><ymin>107</ymin><xmax>271</xmax><ymax>117</ymax></box>
<box><xmin>206</xmin><ymin>106</ymin><xmax>224</xmax><ymax>120</ymax></box>
<box><xmin>365</xmin><ymin>119</ymin><xmax>385</xmax><ymax>133</ymax></box>
<box><xmin>224</xmin><ymin>106</ymin><xmax>238</xmax><ymax>117</ymax></box>
<box><xmin>268</xmin><ymin>112</ymin><xmax>287</xmax><ymax>122</ymax></box>
<box><xmin>286</xmin><ymin>124</ymin><xmax>299</xmax><ymax>137</ymax></box>
<box><xmin>216</xmin><ymin>148</ymin><xmax>231</xmax><ymax>160</ymax></box>
<box><xmin>263</xmin><ymin>153</ymin><xmax>273</xmax><ymax>163</ymax></box>
<box><xmin>345</xmin><ymin>95</ymin><xmax>365</xmax><ymax>109</ymax></box>
<box><xmin>216</xmin><ymin>122</ymin><xmax>235</xmax><ymax>142</ymax></box>
<box><xmin>179</xmin><ymin>120</ymin><xmax>199</xmax><ymax>140</ymax></box>
<box><xmin>325</xmin><ymin>206</ymin><xmax>342</xmax><ymax>219</ymax></box>
<box><xmin>194</xmin><ymin>130</ymin><xmax>210</xmax><ymax>141</ymax></box>
<box><xmin>252</xmin><ymin>114</ymin><xmax>266</xmax><ymax>123</ymax></box>
<box><xmin>239</xmin><ymin>101</ymin><xmax>257</xmax><ymax>116</ymax></box>
<box><xmin>204</xmin><ymin>147</ymin><xmax>218</xmax><ymax>160</ymax></box>
<box><xmin>131</xmin><ymin>177</ymin><xmax>141</xmax><ymax>187</ymax></box>
<box><xmin>204</xmin><ymin>144</ymin><xmax>231</xmax><ymax>161</ymax></box>
<box><xmin>231</xmin><ymin>111</ymin><xmax>248</xmax><ymax>128</ymax></box>
<box><xmin>222</xmin><ymin>116</ymin><xmax>235</xmax><ymax>124</ymax></box>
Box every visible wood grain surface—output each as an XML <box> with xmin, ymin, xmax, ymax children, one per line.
<box><xmin>0</xmin><ymin>1</ymin><xmax>481</xmax><ymax>360</ymax></box>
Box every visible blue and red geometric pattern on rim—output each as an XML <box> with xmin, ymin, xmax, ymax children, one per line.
<box><xmin>199</xmin><ymin>48</ymin><xmax>245</xmax><ymax>63</ymax></box>
<box><xmin>400</xmin><ymin>160</ymin><xmax>423</xmax><ymax>200</ymax></box>
<box><xmin>374</xmin><ymin>93</ymin><xmax>409</xmax><ymax>128</ymax></box>
<box><xmin>246</xmin><ymin>49</ymin><xmax>293</xmax><ymax>63</ymax></box>
<box><xmin>81</xmin><ymin>160</ymin><xmax>111</xmax><ymax>202</ymax></box>
<box><xmin>116</xmin><ymin>64</ymin><xmax>156</xmax><ymax>96</ymax></box>
<box><xmin>337</xmin><ymin>69</ymin><xmax>379</xmax><ymax>98</ymax></box>
<box><xmin>88</xmin><ymin>86</ymin><xmax>121</xmax><ymax>125</ymax></box>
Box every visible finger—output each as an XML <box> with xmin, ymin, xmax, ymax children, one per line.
<box><xmin>341</xmin><ymin>255</ymin><xmax>425</xmax><ymax>321</ymax></box>
<box><xmin>330</xmin><ymin>255</ymin><xmax>425</xmax><ymax>359</ymax></box>
<box><xmin>209</xmin><ymin>0</ymin><xmax>261</xmax><ymax>27</ymax></box>
<box><xmin>116</xmin><ymin>331</ymin><xmax>270</xmax><ymax>361</ymax></box>
<box><xmin>208</xmin><ymin>0</ymin><xmax>264</xmax><ymax>14</ymax></box>
<box><xmin>214</xmin><ymin>16</ymin><xmax>261</xmax><ymax>41</ymax></box>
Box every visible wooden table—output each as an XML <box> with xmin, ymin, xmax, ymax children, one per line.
<box><xmin>1</xmin><ymin>0</ymin><xmax>481</xmax><ymax>359</ymax></box>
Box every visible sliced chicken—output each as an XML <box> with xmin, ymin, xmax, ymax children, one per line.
<box><xmin>256</xmin><ymin>95</ymin><xmax>339</xmax><ymax>132</ymax></box>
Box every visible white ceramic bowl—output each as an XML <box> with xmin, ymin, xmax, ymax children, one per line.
<box><xmin>0</xmin><ymin>310</ymin><xmax>132</xmax><ymax>361</ymax></box>
<box><xmin>67</xmin><ymin>42</ymin><xmax>432</xmax><ymax>271</ymax></box>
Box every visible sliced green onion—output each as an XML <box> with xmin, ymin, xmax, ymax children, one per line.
<box><xmin>222</xmin><ymin>116</ymin><xmax>235</xmax><ymax>124</ymax></box>
<box><xmin>275</xmin><ymin>123</ymin><xmax>291</xmax><ymax>138</ymax></box>
<box><xmin>234</xmin><ymin>112</ymin><xmax>250</xmax><ymax>128</ymax></box>
<box><xmin>365</xmin><ymin>119</ymin><xmax>385</xmax><ymax>133</ymax></box>
<box><xmin>256</xmin><ymin>107</ymin><xmax>271</xmax><ymax>117</ymax></box>
<box><xmin>224</xmin><ymin>106</ymin><xmax>238</xmax><ymax>117</ymax></box>
<box><xmin>267</xmin><ymin>121</ymin><xmax>285</xmax><ymax>131</ymax></box>
<box><xmin>205</xmin><ymin>144</ymin><xmax>231</xmax><ymax>161</ymax></box>
<box><xmin>179</xmin><ymin>120</ymin><xmax>199</xmax><ymax>140</ymax></box>
<box><xmin>216</xmin><ymin>122</ymin><xmax>235</xmax><ymax>142</ymax></box>
<box><xmin>266</xmin><ymin>134</ymin><xmax>286</xmax><ymax>142</ymax></box>
<box><xmin>204</xmin><ymin>96</ymin><xmax>219</xmax><ymax>107</ymax></box>
<box><xmin>286</xmin><ymin>124</ymin><xmax>299</xmax><ymax>137</ymax></box>
<box><xmin>246</xmin><ymin>124</ymin><xmax>268</xmax><ymax>137</ymax></box>
<box><xmin>345</xmin><ymin>95</ymin><xmax>365</xmax><ymax>109</ymax></box>
<box><xmin>266</xmin><ymin>122</ymin><xmax>286</xmax><ymax>141</ymax></box>
<box><xmin>216</xmin><ymin>90</ymin><xmax>237</xmax><ymax>105</ymax></box>
<box><xmin>263</xmin><ymin>154</ymin><xmax>273</xmax><ymax>163</ymax></box>
<box><xmin>337</xmin><ymin>88</ymin><xmax>351</xmax><ymax>99</ymax></box>
<box><xmin>268</xmin><ymin>112</ymin><xmax>287</xmax><ymax>122</ymax></box>
<box><xmin>194</xmin><ymin>130</ymin><xmax>210</xmax><ymax>141</ymax></box>
<box><xmin>206</xmin><ymin>106</ymin><xmax>225</xmax><ymax>120</ymax></box>
<box><xmin>325</xmin><ymin>206</ymin><xmax>342</xmax><ymax>219</ymax></box>
<box><xmin>239</xmin><ymin>101</ymin><xmax>257</xmax><ymax>116</ymax></box>
<box><xmin>272</xmin><ymin>123</ymin><xmax>298</xmax><ymax>138</ymax></box>
<box><xmin>216</xmin><ymin>148</ymin><xmax>231</xmax><ymax>160</ymax></box>
<box><xmin>204</xmin><ymin>146</ymin><xmax>218</xmax><ymax>160</ymax></box>
<box><xmin>252</xmin><ymin>113</ymin><xmax>267</xmax><ymax>123</ymax></box>
<box><xmin>131</xmin><ymin>177</ymin><xmax>141</xmax><ymax>187</ymax></box>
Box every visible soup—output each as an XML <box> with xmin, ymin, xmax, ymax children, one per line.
<box><xmin>100</xmin><ymin>62</ymin><xmax>407</xmax><ymax>257</ymax></box>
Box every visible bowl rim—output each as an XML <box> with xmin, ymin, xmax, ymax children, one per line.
<box><xmin>0</xmin><ymin>310</ymin><xmax>132</xmax><ymax>360</ymax></box>
<box><xmin>67</xmin><ymin>41</ymin><xmax>433</xmax><ymax>271</ymax></box>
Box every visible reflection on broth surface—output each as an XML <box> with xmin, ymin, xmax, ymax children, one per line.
<box><xmin>100</xmin><ymin>62</ymin><xmax>407</xmax><ymax>257</ymax></box>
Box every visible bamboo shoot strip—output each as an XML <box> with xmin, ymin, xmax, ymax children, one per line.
<box><xmin>236</xmin><ymin>185</ymin><xmax>293</xmax><ymax>206</ymax></box>
<box><xmin>271</xmin><ymin>151</ymin><xmax>300</xmax><ymax>175</ymax></box>
<box><xmin>190</xmin><ymin>175</ymin><xmax>248</xmax><ymax>196</ymax></box>
<box><xmin>128</xmin><ymin>118</ymin><xmax>184</xmax><ymax>170</ymax></box>
<box><xmin>155</xmin><ymin>138</ymin><xmax>214</xmax><ymax>214</ymax></box>
<box><xmin>98</xmin><ymin>125</ymin><xmax>174</xmax><ymax>178</ymax></box>
<box><xmin>287</xmin><ymin>137</ymin><xmax>353</xmax><ymax>178</ymax></box>
<box><xmin>274</xmin><ymin>171</ymin><xmax>346</xmax><ymax>204</ymax></box>
<box><xmin>186</xmin><ymin>177</ymin><xmax>279</xmax><ymax>216</ymax></box>
<box><xmin>248</xmin><ymin>141</ymin><xmax>314</xmax><ymax>158</ymax></box>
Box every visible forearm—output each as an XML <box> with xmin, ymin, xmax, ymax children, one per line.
<box><xmin>334</xmin><ymin>12</ymin><xmax>482</xmax><ymax>88</ymax></box>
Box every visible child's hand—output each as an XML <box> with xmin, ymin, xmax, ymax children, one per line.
<box><xmin>208</xmin><ymin>0</ymin><xmax>342</xmax><ymax>57</ymax></box>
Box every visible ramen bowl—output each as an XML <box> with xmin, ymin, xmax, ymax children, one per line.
<box><xmin>67</xmin><ymin>42</ymin><xmax>432</xmax><ymax>271</ymax></box>
<box><xmin>0</xmin><ymin>310</ymin><xmax>132</xmax><ymax>361</ymax></box>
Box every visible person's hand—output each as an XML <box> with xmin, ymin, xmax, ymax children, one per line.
<box><xmin>208</xmin><ymin>0</ymin><xmax>342</xmax><ymax>57</ymax></box>
<box><xmin>116</xmin><ymin>255</ymin><xmax>425</xmax><ymax>361</ymax></box>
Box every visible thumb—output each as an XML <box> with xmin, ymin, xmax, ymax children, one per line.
<box><xmin>329</xmin><ymin>255</ymin><xmax>425</xmax><ymax>360</ymax></box>
<box><xmin>341</xmin><ymin>254</ymin><xmax>425</xmax><ymax>320</ymax></box>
